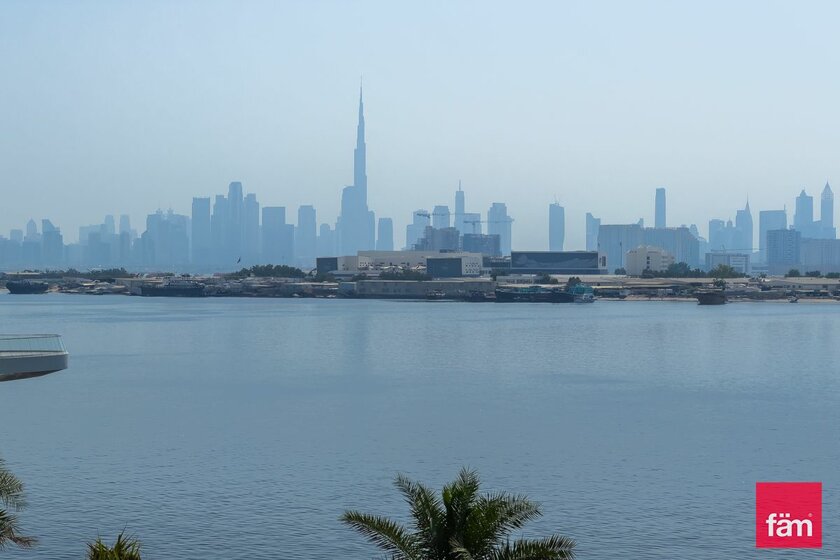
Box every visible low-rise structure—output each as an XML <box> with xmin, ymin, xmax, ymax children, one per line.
<box><xmin>625</xmin><ymin>246</ymin><xmax>675</xmax><ymax>276</ymax></box>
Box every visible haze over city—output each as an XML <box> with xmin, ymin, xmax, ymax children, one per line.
<box><xmin>4</xmin><ymin>0</ymin><xmax>840</xmax><ymax>250</ymax></box>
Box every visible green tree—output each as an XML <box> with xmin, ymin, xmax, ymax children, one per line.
<box><xmin>786</xmin><ymin>268</ymin><xmax>802</xmax><ymax>278</ymax></box>
<box><xmin>341</xmin><ymin>467</ymin><xmax>576</xmax><ymax>560</ymax></box>
<box><xmin>0</xmin><ymin>457</ymin><xmax>35</xmax><ymax>550</ymax></box>
<box><xmin>708</xmin><ymin>264</ymin><xmax>742</xmax><ymax>278</ymax></box>
<box><xmin>87</xmin><ymin>532</ymin><xmax>142</xmax><ymax>560</ymax></box>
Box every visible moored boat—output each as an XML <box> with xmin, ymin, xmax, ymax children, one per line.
<box><xmin>495</xmin><ymin>285</ymin><xmax>575</xmax><ymax>303</ymax></box>
<box><xmin>696</xmin><ymin>290</ymin><xmax>727</xmax><ymax>305</ymax></box>
<box><xmin>5</xmin><ymin>280</ymin><xmax>49</xmax><ymax>294</ymax></box>
<box><xmin>139</xmin><ymin>279</ymin><xmax>206</xmax><ymax>297</ymax></box>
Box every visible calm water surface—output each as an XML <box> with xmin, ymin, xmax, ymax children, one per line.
<box><xmin>0</xmin><ymin>294</ymin><xmax>837</xmax><ymax>559</ymax></box>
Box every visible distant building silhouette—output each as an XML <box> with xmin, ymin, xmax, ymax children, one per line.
<box><xmin>262</xmin><ymin>207</ymin><xmax>294</xmax><ymax>265</ymax></box>
<box><xmin>295</xmin><ymin>205</ymin><xmax>317</xmax><ymax>267</ymax></box>
<box><xmin>487</xmin><ymin>203</ymin><xmax>513</xmax><ymax>255</ymax></box>
<box><xmin>376</xmin><ymin>217</ymin><xmax>394</xmax><ymax>251</ymax></box>
<box><xmin>432</xmin><ymin>205</ymin><xmax>451</xmax><ymax>230</ymax></box>
<box><xmin>655</xmin><ymin>188</ymin><xmax>666</xmax><ymax>229</ymax></box>
<box><xmin>758</xmin><ymin>209</ymin><xmax>786</xmax><ymax>263</ymax></box>
<box><xmin>585</xmin><ymin>212</ymin><xmax>600</xmax><ymax>251</ymax></box>
<box><xmin>191</xmin><ymin>197</ymin><xmax>212</xmax><ymax>265</ymax></box>
<box><xmin>549</xmin><ymin>203</ymin><xmax>564</xmax><ymax>251</ymax></box>
<box><xmin>454</xmin><ymin>181</ymin><xmax>465</xmax><ymax>234</ymax></box>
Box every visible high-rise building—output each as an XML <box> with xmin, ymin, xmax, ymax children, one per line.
<box><xmin>405</xmin><ymin>210</ymin><xmax>431</xmax><ymax>250</ymax></box>
<box><xmin>210</xmin><ymin>194</ymin><xmax>228</xmax><ymax>265</ymax></box>
<box><xmin>338</xmin><ymin>87</ymin><xmax>375</xmax><ymax>255</ymax></box>
<box><xmin>295</xmin><ymin>205</ymin><xmax>317</xmax><ymax>266</ymax></box>
<box><xmin>794</xmin><ymin>189</ymin><xmax>814</xmax><ymax>236</ymax></box>
<box><xmin>376</xmin><ymin>218</ymin><xmax>394</xmax><ymax>251</ymax></box>
<box><xmin>734</xmin><ymin>201</ymin><xmax>753</xmax><ymax>253</ymax></box>
<box><xmin>462</xmin><ymin>233</ymin><xmax>500</xmax><ymax>256</ymax></box>
<box><xmin>243</xmin><ymin>193</ymin><xmax>260</xmax><ymax>265</ymax></box>
<box><xmin>317</xmin><ymin>224</ymin><xmax>337</xmax><ymax>257</ymax></box>
<box><xmin>104</xmin><ymin>215</ymin><xmax>116</xmax><ymax>236</ymax></box>
<box><xmin>597</xmin><ymin>224</ymin><xmax>644</xmax><ymax>271</ymax></box>
<box><xmin>758</xmin><ymin>210</ymin><xmax>787</xmax><ymax>263</ymax></box>
<box><xmin>262</xmin><ymin>207</ymin><xmax>294</xmax><ymax>265</ymax></box>
<box><xmin>454</xmin><ymin>182</ymin><xmax>465</xmax><ymax>234</ymax></box>
<box><xmin>549</xmin><ymin>203</ymin><xmax>565</xmax><ymax>251</ymax></box>
<box><xmin>141</xmin><ymin>209</ymin><xmax>189</xmax><ymax>268</ymax></box>
<box><xmin>655</xmin><ymin>188</ymin><xmax>666</xmax><ymax>229</ymax></box>
<box><xmin>226</xmin><ymin>181</ymin><xmax>244</xmax><ymax>262</ymax></box>
<box><xmin>462</xmin><ymin>212</ymin><xmax>482</xmax><ymax>235</ymax></box>
<box><xmin>119</xmin><ymin>215</ymin><xmax>131</xmax><ymax>235</ymax></box>
<box><xmin>191</xmin><ymin>197</ymin><xmax>212</xmax><ymax>266</ymax></box>
<box><xmin>432</xmin><ymin>205</ymin><xmax>451</xmax><ymax>230</ymax></box>
<box><xmin>821</xmin><ymin>182</ymin><xmax>835</xmax><ymax>239</ymax></box>
<box><xmin>487</xmin><ymin>203</ymin><xmax>513</xmax><ymax>255</ymax></box>
<box><xmin>767</xmin><ymin>229</ymin><xmax>801</xmax><ymax>275</ymax></box>
<box><xmin>585</xmin><ymin>212</ymin><xmax>600</xmax><ymax>251</ymax></box>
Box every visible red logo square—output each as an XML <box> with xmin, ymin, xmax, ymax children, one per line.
<box><xmin>756</xmin><ymin>482</ymin><xmax>822</xmax><ymax>548</ymax></box>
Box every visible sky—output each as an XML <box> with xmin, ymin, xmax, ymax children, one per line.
<box><xmin>3</xmin><ymin>0</ymin><xmax>840</xmax><ymax>250</ymax></box>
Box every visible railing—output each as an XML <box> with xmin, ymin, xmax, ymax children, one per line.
<box><xmin>0</xmin><ymin>335</ymin><xmax>66</xmax><ymax>354</ymax></box>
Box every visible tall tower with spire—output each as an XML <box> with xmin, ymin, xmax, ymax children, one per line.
<box><xmin>338</xmin><ymin>84</ymin><xmax>375</xmax><ymax>255</ymax></box>
<box><xmin>354</xmin><ymin>86</ymin><xmax>367</xmax><ymax>200</ymax></box>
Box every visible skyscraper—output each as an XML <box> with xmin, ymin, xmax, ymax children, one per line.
<box><xmin>734</xmin><ymin>201</ymin><xmax>753</xmax><ymax>252</ymax></box>
<box><xmin>585</xmin><ymin>213</ymin><xmax>600</xmax><ymax>251</ymax></box>
<box><xmin>191</xmin><ymin>197</ymin><xmax>212</xmax><ymax>265</ymax></box>
<box><xmin>487</xmin><ymin>203</ymin><xmax>513</xmax><ymax>255</ymax></box>
<box><xmin>549</xmin><ymin>203</ymin><xmax>565</xmax><ymax>251</ymax></box>
<box><xmin>454</xmin><ymin>181</ymin><xmax>465</xmax><ymax>234</ymax></box>
<box><xmin>376</xmin><ymin>217</ymin><xmax>394</xmax><ymax>251</ymax></box>
<box><xmin>226</xmin><ymin>181</ymin><xmax>244</xmax><ymax>262</ymax></box>
<box><xmin>119</xmin><ymin>214</ymin><xmax>131</xmax><ymax>235</ymax></box>
<box><xmin>295</xmin><ymin>205</ymin><xmax>317</xmax><ymax>266</ymax></box>
<box><xmin>821</xmin><ymin>182</ymin><xmax>835</xmax><ymax>239</ymax></box>
<box><xmin>338</xmin><ymin>86</ymin><xmax>375</xmax><ymax>255</ymax></box>
<box><xmin>655</xmin><ymin>187</ymin><xmax>666</xmax><ymax>229</ymax></box>
<box><xmin>758</xmin><ymin>209</ymin><xmax>787</xmax><ymax>263</ymax></box>
<box><xmin>317</xmin><ymin>223</ymin><xmax>337</xmax><ymax>257</ymax></box>
<box><xmin>262</xmin><ymin>207</ymin><xmax>294</xmax><ymax>265</ymax></box>
<box><xmin>243</xmin><ymin>193</ymin><xmax>260</xmax><ymax>265</ymax></box>
<box><xmin>794</xmin><ymin>189</ymin><xmax>814</xmax><ymax>235</ymax></box>
<box><xmin>405</xmin><ymin>210</ymin><xmax>431</xmax><ymax>249</ymax></box>
<box><xmin>432</xmin><ymin>205</ymin><xmax>451</xmax><ymax>230</ymax></box>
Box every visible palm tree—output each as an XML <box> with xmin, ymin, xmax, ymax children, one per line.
<box><xmin>86</xmin><ymin>532</ymin><xmax>142</xmax><ymax>560</ymax></box>
<box><xmin>341</xmin><ymin>467</ymin><xmax>576</xmax><ymax>560</ymax></box>
<box><xmin>0</xmin><ymin>457</ymin><xmax>36</xmax><ymax>550</ymax></box>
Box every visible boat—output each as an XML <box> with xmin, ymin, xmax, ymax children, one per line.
<box><xmin>495</xmin><ymin>285</ymin><xmax>575</xmax><ymax>303</ymax></box>
<box><xmin>696</xmin><ymin>290</ymin><xmax>727</xmax><ymax>305</ymax></box>
<box><xmin>789</xmin><ymin>295</ymin><xmax>799</xmax><ymax>303</ymax></box>
<box><xmin>462</xmin><ymin>290</ymin><xmax>496</xmax><ymax>302</ymax></box>
<box><xmin>0</xmin><ymin>334</ymin><xmax>68</xmax><ymax>382</ymax></box>
<box><xmin>5</xmin><ymin>280</ymin><xmax>49</xmax><ymax>294</ymax></box>
<box><xmin>425</xmin><ymin>290</ymin><xmax>446</xmax><ymax>300</ymax></box>
<box><xmin>571</xmin><ymin>283</ymin><xmax>595</xmax><ymax>303</ymax></box>
<box><xmin>139</xmin><ymin>279</ymin><xmax>206</xmax><ymax>297</ymax></box>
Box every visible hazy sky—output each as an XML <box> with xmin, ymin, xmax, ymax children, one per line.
<box><xmin>3</xmin><ymin>1</ymin><xmax>840</xmax><ymax>249</ymax></box>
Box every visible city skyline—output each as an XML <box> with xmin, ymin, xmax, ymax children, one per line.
<box><xmin>5</xmin><ymin>2</ymin><xmax>840</xmax><ymax>250</ymax></box>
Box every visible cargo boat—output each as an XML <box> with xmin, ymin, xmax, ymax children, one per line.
<box><xmin>140</xmin><ymin>279</ymin><xmax>206</xmax><ymax>297</ymax></box>
<box><xmin>5</xmin><ymin>280</ymin><xmax>49</xmax><ymax>294</ymax></box>
<box><xmin>696</xmin><ymin>290</ymin><xmax>727</xmax><ymax>305</ymax></box>
<box><xmin>495</xmin><ymin>285</ymin><xmax>575</xmax><ymax>303</ymax></box>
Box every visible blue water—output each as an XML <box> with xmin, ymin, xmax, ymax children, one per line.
<box><xmin>0</xmin><ymin>294</ymin><xmax>837</xmax><ymax>559</ymax></box>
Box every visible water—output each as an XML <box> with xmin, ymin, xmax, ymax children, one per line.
<box><xmin>0</xmin><ymin>294</ymin><xmax>837</xmax><ymax>559</ymax></box>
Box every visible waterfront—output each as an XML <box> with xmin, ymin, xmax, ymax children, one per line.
<box><xmin>0</xmin><ymin>294</ymin><xmax>837</xmax><ymax>558</ymax></box>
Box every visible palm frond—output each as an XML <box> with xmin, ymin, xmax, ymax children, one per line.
<box><xmin>340</xmin><ymin>510</ymin><xmax>422</xmax><ymax>560</ymax></box>
<box><xmin>0</xmin><ymin>509</ymin><xmax>36</xmax><ymax>550</ymax></box>
<box><xmin>0</xmin><ymin>460</ymin><xmax>27</xmax><ymax>512</ymax></box>
<box><xmin>489</xmin><ymin>535</ymin><xmax>577</xmax><ymax>560</ymax></box>
<box><xmin>394</xmin><ymin>474</ymin><xmax>446</xmax><ymax>554</ymax></box>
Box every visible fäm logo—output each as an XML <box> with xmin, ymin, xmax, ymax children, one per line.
<box><xmin>756</xmin><ymin>482</ymin><xmax>822</xmax><ymax>548</ymax></box>
<box><xmin>765</xmin><ymin>513</ymin><xmax>813</xmax><ymax>538</ymax></box>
